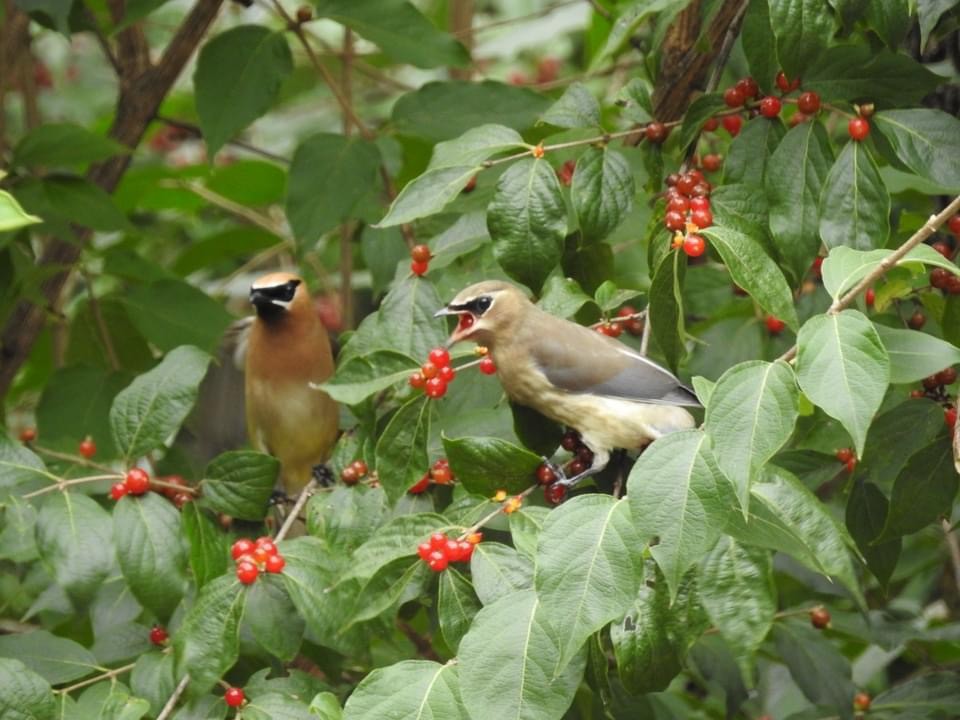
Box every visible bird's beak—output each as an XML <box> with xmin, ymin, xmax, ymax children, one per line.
<box><xmin>435</xmin><ymin>305</ymin><xmax>474</xmax><ymax>347</ymax></box>
<box><xmin>433</xmin><ymin>306</ymin><xmax>456</xmax><ymax>318</ymax></box>
<box><xmin>250</xmin><ymin>288</ymin><xmax>272</xmax><ymax>309</ymax></box>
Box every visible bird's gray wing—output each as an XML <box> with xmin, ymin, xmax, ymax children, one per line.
<box><xmin>529</xmin><ymin>320</ymin><xmax>701</xmax><ymax>407</ymax></box>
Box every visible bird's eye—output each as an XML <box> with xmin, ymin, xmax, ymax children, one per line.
<box><xmin>475</xmin><ymin>296</ymin><xmax>492</xmax><ymax>314</ymax></box>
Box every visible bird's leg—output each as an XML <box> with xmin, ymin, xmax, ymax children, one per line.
<box><xmin>311</xmin><ymin>463</ymin><xmax>335</xmax><ymax>487</ymax></box>
<box><xmin>269</xmin><ymin>490</ymin><xmax>291</xmax><ymax>506</ymax></box>
<box><xmin>551</xmin><ymin>447</ymin><xmax>611</xmax><ymax>488</ymax></box>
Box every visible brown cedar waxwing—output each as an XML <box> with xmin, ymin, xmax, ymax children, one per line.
<box><xmin>436</xmin><ymin>280</ymin><xmax>699</xmax><ymax>485</ymax></box>
<box><xmin>245</xmin><ymin>272</ymin><xmax>338</xmax><ymax>494</ymax></box>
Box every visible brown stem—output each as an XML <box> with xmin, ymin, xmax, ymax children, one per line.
<box><xmin>32</xmin><ymin>443</ymin><xmax>117</xmax><ymax>474</ymax></box>
<box><xmin>397</xmin><ymin>619</ymin><xmax>442</xmax><ymax>662</ymax></box>
<box><xmin>449</xmin><ymin>0</ymin><xmax>475</xmax><ymax>80</ymax></box>
<box><xmin>276</xmin><ymin>478</ymin><xmax>318</xmax><ymax>541</ymax></box>
<box><xmin>456</xmin><ymin>484</ymin><xmax>538</xmax><ymax>541</ymax></box>
<box><xmin>55</xmin><ymin>659</ymin><xmax>139</xmax><ymax>694</ymax></box>
<box><xmin>156</xmin><ymin>674</ymin><xmax>190</xmax><ymax>720</ymax></box>
<box><xmin>154</xmin><ymin>115</ymin><xmax>291</xmax><ymax>163</ymax></box>
<box><xmin>23</xmin><ymin>474</ymin><xmax>125</xmax><ymax>499</ymax></box>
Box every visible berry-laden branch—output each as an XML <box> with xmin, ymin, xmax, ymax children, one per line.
<box><xmin>22</xmin><ymin>474</ymin><xmax>124</xmax><ymax>500</ymax></box>
<box><xmin>779</xmin><ymin>194</ymin><xmax>960</xmax><ymax>363</ymax></box>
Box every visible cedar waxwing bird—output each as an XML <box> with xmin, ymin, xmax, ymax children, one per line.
<box><xmin>245</xmin><ymin>272</ymin><xmax>339</xmax><ymax>494</ymax></box>
<box><xmin>436</xmin><ymin>281</ymin><xmax>700</xmax><ymax>485</ymax></box>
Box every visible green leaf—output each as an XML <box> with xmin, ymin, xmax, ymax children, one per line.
<box><xmin>796</xmin><ymin>310</ymin><xmax>889</xmax><ymax>456</ymax></box>
<box><xmin>113</xmin><ymin>492</ymin><xmax>188</xmax><ymax>619</ymax></box>
<box><xmin>314</xmin><ymin>0</ymin><xmax>468</xmax><ymax>68</ymax></box>
<box><xmin>194</xmin><ymin>26</ymin><xmax>293</xmax><ymax>157</ymax></box>
<box><xmin>487</xmin><ymin>158</ymin><xmax>567</xmax><ymax>293</ymax></box>
<box><xmin>509</xmin><ymin>506</ymin><xmax>550</xmax><ymax>559</ymax></box>
<box><xmin>880</xmin><ymin>440</ymin><xmax>957</xmax><ymax>540</ymax></box>
<box><xmin>819</xmin><ymin>141</ymin><xmax>890</xmax><ymax>251</ymax></box>
<box><xmin>0</xmin><ymin>437</ymin><xmax>57</xmax><ymax>497</ymax></box>
<box><xmin>773</xmin><ymin>620</ymin><xmax>855</xmax><ymax>719</ymax></box>
<box><xmin>470</xmin><ymin>542</ymin><xmax>533</xmax><ymax>605</ymax></box>
<box><xmin>346</xmin><ymin>513</ymin><xmax>450</xmax><ymax>581</ymax></box>
<box><xmin>875</xmin><ymin>325</ymin><xmax>960</xmax><ymax>384</ymax></box>
<box><xmin>766</xmin><ymin>121</ymin><xmax>834</xmax><ymax>284</ymax></box>
<box><xmin>918</xmin><ymin>0</ymin><xmax>960</xmax><ymax>49</ymax></box>
<box><xmin>15</xmin><ymin>176</ymin><xmax>129</xmax><ymax>234</ymax></box>
<box><xmin>12</xmin><ymin>123</ymin><xmax>125</xmax><ymax>169</ymax></box>
<box><xmin>627</xmin><ymin>430</ymin><xmax>737</xmax><ymax>600</ymax></box>
<box><xmin>702</xmin><ymin>225</ymin><xmax>798</xmax><ymax>330</ymax></box>
<box><xmin>305</xmin><ymin>485</ymin><xmax>387</xmax><ymax>552</ymax></box>
<box><xmin>180</xmin><ymin>503</ymin><xmax>228</xmax><ymax>589</ymax></box>
<box><xmin>459</xmin><ymin>590</ymin><xmax>586</xmax><ymax>720</ymax></box>
<box><xmin>245</xmin><ymin>574</ymin><xmax>303</xmax><ymax>662</ymax></box>
<box><xmin>349</xmin><ymin>556</ymin><xmax>430</xmax><ymax>626</ymax></box>
<box><xmin>130</xmin><ymin>652</ymin><xmax>176</xmax><ymax>718</ymax></box>
<box><xmin>593</xmin><ymin>281</ymin><xmax>642</xmax><ymax>314</ymax></box>
<box><xmin>35</xmin><ymin>492</ymin><xmax>114</xmax><ymax>605</ymax></box>
<box><xmin>803</xmin><ymin>47</ymin><xmax>943</xmax><ymax>107</ymax></box>
<box><xmin>769</xmin><ymin>0</ymin><xmax>835</xmax><ymax>80</ymax></box>
<box><xmin>441</xmin><ymin>435</ymin><xmax>541</xmax><ymax>496</ymax></box>
<box><xmin>100</xmin><ymin>689</ymin><xmax>150</xmax><ymax>720</ymax></box>
<box><xmin>318</xmin><ymin>351</ymin><xmax>417</xmax><ymax>405</ymax></box>
<box><xmin>0</xmin><ymin>630</ymin><xmax>97</xmax><ymax>684</ymax></box>
<box><xmin>723</xmin><ymin>116</ymin><xmax>785</xmax><ymax>187</ymax></box>
<box><xmin>230</xmin><ymin>692</ymin><xmax>311</xmax><ymax>720</ymax></box>
<box><xmin>286</xmin><ymin>134</ymin><xmax>380</xmax><ymax>243</ymax></box>
<box><xmin>391</xmin><ymin>81</ymin><xmax>549</xmax><ymax>142</ymax></box>
<box><xmin>122</xmin><ymin>280</ymin><xmax>233</xmax><ymax>354</ymax></box>
<box><xmin>0</xmin><ymin>188</ymin><xmax>42</xmax><ymax>232</ymax></box>
<box><xmin>872</xmin><ymin>672</ymin><xmax>960</xmax><ymax>716</ymax></box>
<box><xmin>873</xmin><ymin>109</ymin><xmax>960</xmax><ymax>191</ymax></box>
<box><xmin>438</xmin><ymin>569</ymin><xmax>481</xmax><ymax>653</ymax></box>
<box><xmin>535</xmin><ymin>496</ymin><xmax>644</xmax><ymax>671</ymax></box>
<box><xmin>374</xmin><ymin>395</ymin><xmax>432</xmax><ymax>502</ymax></box>
<box><xmin>537</xmin><ymin>275</ymin><xmax>594</xmax><ymax>318</ymax></box>
<box><xmin>865</xmin><ymin>0</ymin><xmax>910</xmax><ymax>49</ymax></box>
<box><xmin>342</xmin><ymin>661</ymin><xmax>468</xmax><ymax>720</ymax></box>
<box><xmin>0</xmin><ymin>658</ymin><xmax>56</xmax><ymax>720</ymax></box>
<box><xmin>678</xmin><ymin>93</ymin><xmax>727</xmax><ymax>152</ymax></box>
<box><xmin>704</xmin><ymin>360</ymin><xmax>799</xmax><ymax>512</ymax></box>
<box><xmin>846</xmin><ymin>480</ymin><xmax>900</xmax><ymax>589</ymax></box>
<box><xmin>110</xmin><ymin>346</ymin><xmax>212</xmax><ymax>462</ymax></box>
<box><xmin>616</xmin><ymin>79</ymin><xmax>653</xmax><ymax>123</ymax></box>
<box><xmin>377</xmin><ymin>165</ymin><xmax>480</xmax><ymax>227</ymax></box>
<box><xmin>309</xmin><ymin>692</ymin><xmax>343</xmax><ymax>720</ymax></box>
<box><xmin>741</xmin><ymin>0</ymin><xmax>778</xmax><ymax>94</ymax></box>
<box><xmin>173</xmin><ymin>574</ymin><xmax>246</xmax><ymax>695</ymax></box>
<box><xmin>541</xmin><ymin>82</ymin><xmax>601</xmax><ymax>128</ymax></box>
<box><xmin>709</xmin><ymin>182</ymin><xmax>771</xmax><ymax>240</ymax></box>
<box><xmin>648</xmin><ymin>248</ymin><xmax>686</xmax><ymax>373</ymax></box>
<box><xmin>572</xmin><ymin>147</ymin><xmax>634</xmax><ymax>243</ymax></box>
<box><xmin>428</xmin><ymin>124</ymin><xmax>527</xmax><ymax>170</ymax></box>
<box><xmin>198</xmin><ymin>450</ymin><xmax>279</xmax><ymax>521</ymax></box>
<box><xmin>859</xmin><ymin>398</ymin><xmax>944</xmax><ymax>490</ymax></box>
<box><xmin>822</xmin><ymin>245</ymin><xmax>960</xmax><ymax>301</ymax></box>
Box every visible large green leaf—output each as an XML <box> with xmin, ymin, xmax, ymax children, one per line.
<box><xmin>12</xmin><ymin>123</ymin><xmax>125</xmax><ymax>169</ymax></box>
<box><xmin>648</xmin><ymin>248</ymin><xmax>686</xmax><ymax>373</ymax></box>
<box><xmin>317</xmin><ymin>351</ymin><xmax>417</xmax><ymax>406</ymax></box>
<box><xmin>314</xmin><ymin>0</ymin><xmax>468</xmax><ymax>68</ymax></box>
<box><xmin>865</xmin><ymin>0</ymin><xmax>910</xmax><ymax>49</ymax></box>
<box><xmin>0</xmin><ymin>437</ymin><xmax>58</xmax><ymax>498</ymax></box>
<box><xmin>0</xmin><ymin>659</ymin><xmax>56</xmax><ymax>720</ymax></box>
<box><xmin>123</xmin><ymin>279</ymin><xmax>233</xmax><ymax>353</ymax></box>
<box><xmin>458</xmin><ymin>590</ymin><xmax>586</xmax><ymax>720</ymax></box>
<box><xmin>198</xmin><ymin>450</ymin><xmax>279</xmax><ymax>521</ymax></box>
<box><xmin>571</xmin><ymin>147</ymin><xmax>634</xmax><ymax>243</ymax></box>
<box><xmin>180</xmin><ymin>502</ymin><xmax>228</xmax><ymax>589</ymax></box>
<box><xmin>438</xmin><ymin>569</ymin><xmax>481</xmax><ymax>653</ymax></box>
<box><xmin>873</xmin><ymin>109</ymin><xmax>960</xmax><ymax>191</ymax></box>
<box><xmin>704</xmin><ymin>360</ymin><xmax>799</xmax><ymax>511</ymax></box>
<box><xmin>627</xmin><ymin>430</ymin><xmax>737</xmax><ymax>600</ymax></box>
<box><xmin>245</xmin><ymin>574</ymin><xmax>303</xmax><ymax>662</ymax></box>
<box><xmin>487</xmin><ymin>158</ymin><xmax>567</xmax><ymax>293</ymax></box>
<box><xmin>0</xmin><ymin>188</ymin><xmax>41</xmax><ymax>232</ymax></box>
<box><xmin>766</xmin><ymin>121</ymin><xmax>834</xmax><ymax>284</ymax></box>
<box><xmin>0</xmin><ymin>630</ymin><xmax>97</xmax><ymax>684</ymax></box>
<box><xmin>441</xmin><ymin>435</ymin><xmax>541</xmax><ymax>496</ymax></box>
<box><xmin>194</xmin><ymin>26</ymin><xmax>293</xmax><ymax>156</ymax></box>
<box><xmin>846</xmin><ymin>480</ymin><xmax>900</xmax><ymax>589</ymax></box>
<box><xmin>348</xmin><ymin>556</ymin><xmax>430</xmax><ymax>626</ymax></box>
<box><xmin>375</xmin><ymin>395</ymin><xmax>432</xmax><ymax>502</ymax></box>
<box><xmin>14</xmin><ymin>176</ymin><xmax>129</xmax><ymax>236</ymax></box>
<box><xmin>880</xmin><ymin>440</ymin><xmax>957</xmax><ymax>540</ymax></box>
<box><xmin>819</xmin><ymin>141</ymin><xmax>890</xmax><ymax>251</ymax></box>
<box><xmin>858</xmin><ymin>398</ymin><xmax>944</xmax><ymax>491</ymax></box>
<box><xmin>345</xmin><ymin>513</ymin><xmax>449</xmax><ymax>581</ymax></box>
<box><xmin>428</xmin><ymin>124</ymin><xmax>527</xmax><ymax>169</ymax></box>
<box><xmin>678</xmin><ymin>93</ymin><xmax>727</xmax><ymax>152</ymax></box>
<box><xmin>110</xmin><ymin>346</ymin><xmax>212</xmax><ymax>462</ymax></box>
<box><xmin>342</xmin><ymin>661</ymin><xmax>468</xmax><ymax>720</ymax></box>
<box><xmin>377</xmin><ymin>166</ymin><xmax>481</xmax><ymax>228</ymax></box>
<box><xmin>773</xmin><ymin>620</ymin><xmax>855</xmax><ymax>719</ymax></box>
<box><xmin>796</xmin><ymin>310</ymin><xmax>889</xmax><ymax>456</ymax></box>
<box><xmin>875</xmin><ymin>325</ymin><xmax>960</xmax><ymax>384</ymax></box>
<box><xmin>872</xmin><ymin>672</ymin><xmax>960</xmax><ymax>717</ymax></box>
<box><xmin>305</xmin><ymin>485</ymin><xmax>387</xmax><ymax>552</ymax></box>
<box><xmin>535</xmin><ymin>495</ymin><xmax>644</xmax><ymax>671</ymax></box>
<box><xmin>469</xmin><ymin>542</ymin><xmax>533</xmax><ymax>605</ymax></box>
<box><xmin>113</xmin><ymin>492</ymin><xmax>188</xmax><ymax>619</ymax></box>
<box><xmin>769</xmin><ymin>0</ymin><xmax>835</xmax><ymax>79</ymax></box>
<box><xmin>821</xmin><ymin>244</ymin><xmax>960</xmax><ymax>300</ymax></box>
<box><xmin>803</xmin><ymin>46</ymin><xmax>942</xmax><ymax>107</ymax></box>
<box><xmin>741</xmin><ymin>0</ymin><xmax>778</xmax><ymax>93</ymax></box>
<box><xmin>541</xmin><ymin>82</ymin><xmax>601</xmax><ymax>128</ymax></box>
<box><xmin>286</xmin><ymin>134</ymin><xmax>381</xmax><ymax>241</ymax></box>
<box><xmin>723</xmin><ymin>117</ymin><xmax>785</xmax><ymax>187</ymax></box>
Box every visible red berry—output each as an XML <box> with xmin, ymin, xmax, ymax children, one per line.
<box><xmin>702</xmin><ymin>117</ymin><xmax>719</xmax><ymax>132</ymax></box>
<box><xmin>722</xmin><ymin>115</ymin><xmax>742</xmax><ymax>137</ymax></box>
<box><xmin>231</xmin><ymin>539</ymin><xmax>255</xmax><ymax>560</ymax></box>
<box><xmin>411</xmin><ymin>260</ymin><xmax>429</xmax><ymax>276</ymax></box>
<box><xmin>930</xmin><ymin>268</ymin><xmax>950</xmax><ymax>289</ymax></box>
<box><xmin>350</xmin><ymin>460</ymin><xmax>368</xmax><ymax>477</ymax></box>
<box><xmin>252</xmin><ymin>547</ymin><xmax>270</xmax><ymax>564</ymax></box>
<box><xmin>439</xmin><ymin>365</ymin><xmax>456</xmax><ymax>382</ymax></box>
<box><xmin>759</xmin><ymin>96</ymin><xmax>782</xmax><ymax>118</ymax></box>
<box><xmin>835</xmin><ymin>448</ymin><xmax>853</xmax><ymax>463</ymax></box>
<box><xmin>256</xmin><ymin>537</ymin><xmax>278</xmax><ymax>555</ymax></box>
<box><xmin>690</xmin><ymin>208</ymin><xmax>713</xmax><ymax>229</ymax></box>
<box><xmin>149</xmin><ymin>625</ymin><xmax>168</xmax><ymax>645</ymax></box>
<box><xmin>420</xmin><ymin>361</ymin><xmax>438</xmax><ymax>379</ymax></box>
<box><xmin>466</xmin><ymin>532</ymin><xmax>483</xmax><ymax>545</ymax></box>
<box><xmin>444</xmin><ymin>539</ymin><xmax>461</xmax><ymax>559</ymax></box>
<box><xmin>462</xmin><ymin>174</ymin><xmax>478</xmax><ymax>193</ymax></box>
<box><xmin>682</xmin><ymin>234</ymin><xmax>707</xmax><ymax>257</ymax></box>
<box><xmin>676</xmin><ymin>173</ymin><xmax>698</xmax><ymax>196</ymax></box>
<box><xmin>848</xmin><ymin>117</ymin><xmax>870</xmax><ymax>141</ymax></box>
<box><xmin>427</xmin><ymin>551</ymin><xmax>448</xmax><ymax>572</ymax></box>
<box><xmin>797</xmin><ymin>91</ymin><xmax>820</xmax><ymax>114</ymax></box>
<box><xmin>409</xmin><ymin>372</ymin><xmax>425</xmax><ymax>389</ymax></box>
<box><xmin>645</xmin><ymin>122</ymin><xmax>669</xmax><ymax>143</ymax></box>
<box><xmin>536</xmin><ymin>463</ymin><xmax>557</xmax><ymax>485</ymax></box>
<box><xmin>775</xmin><ymin>71</ymin><xmax>800</xmax><ymax>92</ymax></box>
<box><xmin>110</xmin><ymin>483</ymin><xmax>128</xmax><ymax>501</ymax></box>
<box><xmin>417</xmin><ymin>542</ymin><xmax>432</xmax><ymax>559</ymax></box>
<box><xmin>735</xmin><ymin>77</ymin><xmax>759</xmax><ymax>98</ymax></box>
<box><xmin>568</xmin><ymin>458</ymin><xmax>587</xmax><ymax>475</ymax></box>
<box><xmin>173</xmin><ymin>492</ymin><xmax>192</xmax><ymax>509</ymax></box>
<box><xmin>690</xmin><ymin>196</ymin><xmax>710</xmax><ymax>212</ymax></box>
<box><xmin>765</xmin><ymin>316</ymin><xmax>785</xmax><ymax>334</ymax></box>
<box><xmin>425</xmin><ymin>377</ymin><xmax>447</xmax><ymax>398</ymax></box>
<box><xmin>908</xmin><ymin>311</ymin><xmax>926</xmax><ymax>329</ymax></box>
<box><xmin>947</xmin><ymin>275</ymin><xmax>960</xmax><ymax>295</ymax></box>
<box><xmin>78</xmin><ymin>437</ymin><xmax>96</xmax><ymax>459</ymax></box>
<box><xmin>702</xmin><ymin>154</ymin><xmax>722</xmax><ymax>172</ymax></box>
<box><xmin>544</xmin><ymin>482</ymin><xmax>567</xmax><ymax>505</ymax></box>
<box><xmin>946</xmin><ymin>407</ymin><xmax>957</xmax><ymax>429</ymax></box>
<box><xmin>124</xmin><ymin>468</ymin><xmax>150</xmax><ymax>495</ymax></box>
<box><xmin>411</xmin><ymin>244</ymin><xmax>431</xmax><ymax>263</ymax></box>
<box><xmin>478</xmin><ymin>357</ymin><xmax>497</xmax><ymax>375</ymax></box>
<box><xmin>845</xmin><ymin>457</ymin><xmax>857</xmax><ymax>473</ymax></box>
<box><xmin>431</xmin><ymin>464</ymin><xmax>453</xmax><ymax>485</ymax></box>
<box><xmin>455</xmin><ymin>540</ymin><xmax>474</xmax><ymax>562</ymax></box>
<box><xmin>236</xmin><ymin>561</ymin><xmax>259</xmax><ymax>584</ymax></box>
<box><xmin>265</xmin><ymin>554</ymin><xmax>285</xmax><ymax>573</ymax></box>
<box><xmin>429</xmin><ymin>532</ymin><xmax>448</xmax><ymax>550</ymax></box>
<box><xmin>789</xmin><ymin>111</ymin><xmax>809</xmax><ymax>127</ymax></box>
<box><xmin>853</xmin><ymin>692</ymin><xmax>871</xmax><ymax>711</ymax></box>
<box><xmin>665</xmin><ymin>210</ymin><xmax>686</xmax><ymax>231</ymax></box>
<box><xmin>923</xmin><ymin>375</ymin><xmax>940</xmax><ymax>391</ymax></box>
<box><xmin>225</xmin><ymin>687</ymin><xmax>245</xmax><ymax>708</ymax></box>
<box><xmin>560</xmin><ymin>430</ymin><xmax>579</xmax><ymax>451</ymax></box>
<box><xmin>295</xmin><ymin>6</ymin><xmax>312</xmax><ymax>23</ymax></box>
<box><xmin>667</xmin><ymin>195</ymin><xmax>690</xmax><ymax>213</ymax></box>
<box><xmin>665</xmin><ymin>173</ymin><xmax>680</xmax><ymax>186</ymax></box>
<box><xmin>409</xmin><ymin>475</ymin><xmax>431</xmax><ymax>494</ymax></box>
<box><xmin>19</xmin><ymin>427</ymin><xmax>36</xmax><ymax>443</ymax></box>
<box><xmin>949</xmin><ymin>215</ymin><xmax>960</xmax><ymax>236</ymax></box>
<box><xmin>937</xmin><ymin>367</ymin><xmax>957</xmax><ymax>385</ymax></box>
<box><xmin>341</xmin><ymin>466</ymin><xmax>359</xmax><ymax>485</ymax></box>
<box><xmin>865</xmin><ymin>288</ymin><xmax>875</xmax><ymax>306</ymax></box>
<box><xmin>810</xmin><ymin>607</ymin><xmax>831</xmax><ymax>629</ymax></box>
<box><xmin>428</xmin><ymin>347</ymin><xmax>450</xmax><ymax>367</ymax></box>
<box><xmin>931</xmin><ymin>241</ymin><xmax>953</xmax><ymax>259</ymax></box>
<box><xmin>723</xmin><ymin>86</ymin><xmax>745</xmax><ymax>107</ymax></box>
<box><xmin>687</xmin><ymin>169</ymin><xmax>705</xmax><ymax>184</ymax></box>
<box><xmin>597</xmin><ymin>322</ymin><xmax>622</xmax><ymax>337</ymax></box>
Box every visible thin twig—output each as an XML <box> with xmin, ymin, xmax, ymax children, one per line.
<box><xmin>167</xmin><ymin>180</ymin><xmax>289</xmax><ymax>237</ymax></box>
<box><xmin>156</xmin><ymin>674</ymin><xmax>190</xmax><ymax>720</ymax></box>
<box><xmin>942</xmin><ymin>519</ymin><xmax>960</xmax><ymax>599</ymax></box>
<box><xmin>55</xmin><ymin>660</ymin><xmax>138</xmax><ymax>694</ymax></box>
<box><xmin>31</xmin><ymin>443</ymin><xmax>117</xmax><ymax>474</ymax></box>
<box><xmin>154</xmin><ymin>115</ymin><xmax>291</xmax><ymax>163</ymax></box>
<box><xmin>82</xmin><ymin>268</ymin><xmax>120</xmax><ymax>372</ymax></box>
<box><xmin>214</xmin><ymin>241</ymin><xmax>294</xmax><ymax>295</ymax></box>
<box><xmin>276</xmin><ymin>478</ymin><xmax>318</xmax><ymax>541</ymax></box>
<box><xmin>639</xmin><ymin>314</ymin><xmax>652</xmax><ymax>356</ymax></box>
<box><xmin>397</xmin><ymin>619</ymin><xmax>441</xmax><ymax>661</ymax></box>
<box><xmin>778</xmin><ymin>195</ymin><xmax>960</xmax><ymax>362</ymax></box>
<box><xmin>22</xmin><ymin>474</ymin><xmax>124</xmax><ymax>499</ymax></box>
<box><xmin>456</xmin><ymin>484</ymin><xmax>538</xmax><ymax>541</ymax></box>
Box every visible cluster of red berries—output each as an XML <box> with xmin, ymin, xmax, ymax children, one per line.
<box><xmin>410</xmin><ymin>244</ymin><xmax>432</xmax><ymax>276</ymax></box>
<box><xmin>149</xmin><ymin>625</ymin><xmax>168</xmax><ymax>646</ymax></box>
<box><xmin>231</xmin><ymin>536</ymin><xmax>286</xmax><ymax>584</ymax></box>
<box><xmin>340</xmin><ymin>459</ymin><xmax>369</xmax><ymax>486</ymax></box>
<box><xmin>225</xmin><ymin>687</ymin><xmax>245</xmax><ymax>708</ymax></box>
<box><xmin>417</xmin><ymin>531</ymin><xmax>481</xmax><ymax>572</ymax></box>
<box><xmin>928</xmin><ymin>235</ymin><xmax>960</xmax><ymax>294</ymax></box>
<box><xmin>664</xmin><ymin>170</ymin><xmax>712</xmax><ymax>258</ymax></box>
<box><xmin>409</xmin><ymin>346</ymin><xmax>456</xmax><ymax>398</ymax></box>
<box><xmin>596</xmin><ymin>306</ymin><xmax>644</xmax><ymax>338</ymax></box>
<box><xmin>409</xmin><ymin>458</ymin><xmax>455</xmax><ymax>494</ymax></box>
<box><xmin>809</xmin><ymin>606</ymin><xmax>831</xmax><ymax>629</ymax></box>
<box><xmin>110</xmin><ymin>468</ymin><xmax>152</xmax><ymax>500</ymax></box>
<box><xmin>910</xmin><ymin>367</ymin><xmax>958</xmax><ymax>428</ymax></box>
<box><xmin>835</xmin><ymin>448</ymin><xmax>857</xmax><ymax>473</ymax></box>
<box><xmin>534</xmin><ymin>429</ymin><xmax>595</xmax><ymax>505</ymax></box>
<box><xmin>109</xmin><ymin>469</ymin><xmax>194</xmax><ymax>509</ymax></box>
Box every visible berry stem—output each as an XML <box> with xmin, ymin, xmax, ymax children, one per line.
<box><xmin>156</xmin><ymin>674</ymin><xmax>191</xmax><ymax>720</ymax></box>
<box><xmin>31</xmin><ymin>443</ymin><xmax>116</xmax><ymax>474</ymax></box>
<box><xmin>150</xmin><ymin>478</ymin><xmax>199</xmax><ymax>496</ymax></box>
<box><xmin>589</xmin><ymin>309</ymin><xmax>646</xmax><ymax>328</ymax></box>
<box><xmin>275</xmin><ymin>477</ymin><xmax>318</xmax><ymax>542</ymax></box>
<box><xmin>54</xmin><ymin>653</ymin><xmax>159</xmax><ymax>694</ymax></box>
<box><xmin>456</xmin><ymin>483</ymin><xmax>539</xmax><ymax>541</ymax></box>
<box><xmin>702</xmin><ymin>606</ymin><xmax>818</xmax><ymax>637</ymax></box>
<box><xmin>22</xmin><ymin>473</ymin><xmax>125</xmax><ymax>499</ymax></box>
<box><xmin>779</xmin><ymin>194</ymin><xmax>960</xmax><ymax>363</ymax></box>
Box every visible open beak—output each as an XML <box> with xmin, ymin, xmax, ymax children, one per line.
<box><xmin>435</xmin><ymin>306</ymin><xmax>474</xmax><ymax>347</ymax></box>
<box><xmin>433</xmin><ymin>307</ymin><xmax>457</xmax><ymax>318</ymax></box>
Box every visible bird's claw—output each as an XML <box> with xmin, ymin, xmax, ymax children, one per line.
<box><xmin>269</xmin><ymin>490</ymin><xmax>291</xmax><ymax>506</ymax></box>
<box><xmin>311</xmin><ymin>463</ymin><xmax>334</xmax><ymax>487</ymax></box>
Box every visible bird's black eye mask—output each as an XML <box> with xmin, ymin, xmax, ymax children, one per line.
<box><xmin>449</xmin><ymin>295</ymin><xmax>493</xmax><ymax>316</ymax></box>
<box><xmin>255</xmin><ymin>279</ymin><xmax>301</xmax><ymax>303</ymax></box>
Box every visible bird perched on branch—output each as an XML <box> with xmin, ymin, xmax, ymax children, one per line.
<box><xmin>245</xmin><ymin>272</ymin><xmax>338</xmax><ymax>494</ymax></box>
<box><xmin>436</xmin><ymin>280</ymin><xmax>699</xmax><ymax>485</ymax></box>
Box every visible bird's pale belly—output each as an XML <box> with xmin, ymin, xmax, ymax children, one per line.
<box><xmin>247</xmin><ymin>378</ymin><xmax>337</xmax><ymax>466</ymax></box>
